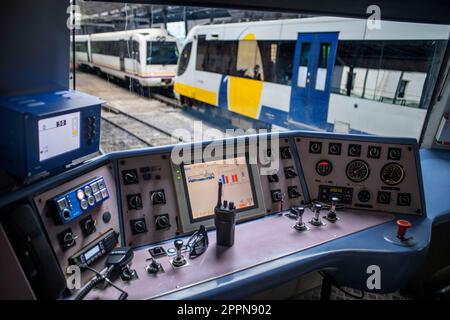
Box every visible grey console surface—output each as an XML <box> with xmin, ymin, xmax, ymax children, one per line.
<box><xmin>84</xmin><ymin>208</ymin><xmax>393</xmax><ymax>300</ymax></box>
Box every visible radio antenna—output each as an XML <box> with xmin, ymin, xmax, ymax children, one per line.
<box><xmin>216</xmin><ymin>181</ymin><xmax>223</xmax><ymax>208</ymax></box>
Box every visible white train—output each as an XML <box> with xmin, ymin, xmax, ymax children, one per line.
<box><xmin>174</xmin><ymin>17</ymin><xmax>449</xmax><ymax>138</ymax></box>
<box><xmin>75</xmin><ymin>28</ymin><xmax>180</xmax><ymax>87</ymax></box>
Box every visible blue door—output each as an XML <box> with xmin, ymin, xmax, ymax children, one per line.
<box><xmin>289</xmin><ymin>32</ymin><xmax>338</xmax><ymax>128</ymax></box>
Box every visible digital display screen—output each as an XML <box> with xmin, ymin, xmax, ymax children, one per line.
<box><xmin>38</xmin><ymin>112</ymin><xmax>80</xmax><ymax>161</ymax></box>
<box><xmin>84</xmin><ymin>244</ymin><xmax>100</xmax><ymax>261</ymax></box>
<box><xmin>182</xmin><ymin>157</ymin><xmax>257</xmax><ymax>222</ymax></box>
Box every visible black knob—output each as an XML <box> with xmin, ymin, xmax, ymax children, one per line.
<box><xmin>123</xmin><ymin>170</ymin><xmax>138</xmax><ymax>185</ymax></box>
<box><xmin>151</xmin><ymin>191</ymin><xmax>166</xmax><ymax>204</ymax></box>
<box><xmin>281</xmin><ymin>147</ymin><xmax>292</xmax><ymax>159</ymax></box>
<box><xmin>102</xmin><ymin>211</ymin><xmax>111</xmax><ymax>223</ymax></box>
<box><xmin>131</xmin><ymin>219</ymin><xmax>147</xmax><ymax>234</ymax></box>
<box><xmin>284</xmin><ymin>167</ymin><xmax>297</xmax><ymax>178</ymax></box>
<box><xmin>268</xmin><ymin>174</ymin><xmax>279</xmax><ymax>183</ymax></box>
<box><xmin>82</xmin><ymin>217</ymin><xmax>96</xmax><ymax>235</ymax></box>
<box><xmin>135</xmin><ymin>221</ymin><xmax>145</xmax><ymax>232</ymax></box>
<box><xmin>272</xmin><ymin>190</ymin><xmax>283</xmax><ymax>202</ymax></box>
<box><xmin>63</xmin><ymin>232</ymin><xmax>77</xmax><ymax>248</ymax></box>
<box><xmin>125</xmin><ymin>172</ymin><xmax>137</xmax><ymax>183</ymax></box>
<box><xmin>129</xmin><ymin>195</ymin><xmax>142</xmax><ymax>209</ymax></box>
<box><xmin>174</xmin><ymin>239</ymin><xmax>183</xmax><ymax>251</ymax></box>
<box><xmin>155</xmin><ymin>215</ymin><xmax>170</xmax><ymax>230</ymax></box>
<box><xmin>288</xmin><ymin>186</ymin><xmax>300</xmax><ymax>198</ymax></box>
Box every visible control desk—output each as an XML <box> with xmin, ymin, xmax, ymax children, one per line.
<box><xmin>0</xmin><ymin>130</ymin><xmax>447</xmax><ymax>300</ymax></box>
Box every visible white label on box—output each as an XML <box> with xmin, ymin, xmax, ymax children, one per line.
<box><xmin>38</xmin><ymin>112</ymin><xmax>80</xmax><ymax>161</ymax></box>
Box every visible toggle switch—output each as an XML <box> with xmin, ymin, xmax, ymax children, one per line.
<box><xmin>325</xmin><ymin>197</ymin><xmax>339</xmax><ymax>222</ymax></box>
<box><xmin>293</xmin><ymin>207</ymin><xmax>308</xmax><ymax>231</ymax></box>
<box><xmin>310</xmin><ymin>204</ymin><xmax>325</xmax><ymax>226</ymax></box>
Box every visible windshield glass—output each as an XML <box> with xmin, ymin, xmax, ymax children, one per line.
<box><xmin>147</xmin><ymin>41</ymin><xmax>179</xmax><ymax>65</ymax></box>
<box><xmin>71</xmin><ymin>3</ymin><xmax>449</xmax><ymax>153</ymax></box>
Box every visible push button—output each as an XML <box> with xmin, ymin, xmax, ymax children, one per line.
<box><xmin>396</xmin><ymin>219</ymin><xmax>412</xmax><ymax>240</ymax></box>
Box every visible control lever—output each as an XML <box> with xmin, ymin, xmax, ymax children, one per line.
<box><xmin>310</xmin><ymin>204</ymin><xmax>325</xmax><ymax>226</ymax></box>
<box><xmin>171</xmin><ymin>239</ymin><xmax>187</xmax><ymax>267</ymax></box>
<box><xmin>145</xmin><ymin>258</ymin><xmax>162</xmax><ymax>274</ymax></box>
<box><xmin>120</xmin><ymin>265</ymin><xmax>137</xmax><ymax>281</ymax></box>
<box><xmin>293</xmin><ymin>207</ymin><xmax>308</xmax><ymax>231</ymax></box>
<box><xmin>325</xmin><ymin>197</ymin><xmax>339</xmax><ymax>222</ymax></box>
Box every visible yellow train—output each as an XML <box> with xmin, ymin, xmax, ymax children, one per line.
<box><xmin>174</xmin><ymin>17</ymin><xmax>449</xmax><ymax>138</ymax></box>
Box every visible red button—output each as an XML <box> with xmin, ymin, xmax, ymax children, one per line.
<box><xmin>396</xmin><ymin>219</ymin><xmax>412</xmax><ymax>239</ymax></box>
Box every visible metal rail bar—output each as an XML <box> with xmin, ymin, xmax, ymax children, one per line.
<box><xmin>101</xmin><ymin>116</ymin><xmax>154</xmax><ymax>147</ymax></box>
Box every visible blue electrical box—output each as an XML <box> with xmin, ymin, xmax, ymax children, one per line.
<box><xmin>0</xmin><ymin>90</ymin><xmax>103</xmax><ymax>181</ymax></box>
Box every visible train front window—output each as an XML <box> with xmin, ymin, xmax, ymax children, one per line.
<box><xmin>177</xmin><ymin>42</ymin><xmax>192</xmax><ymax>76</ymax></box>
<box><xmin>71</xmin><ymin>3</ymin><xmax>449</xmax><ymax>152</ymax></box>
<box><xmin>147</xmin><ymin>42</ymin><xmax>179</xmax><ymax>65</ymax></box>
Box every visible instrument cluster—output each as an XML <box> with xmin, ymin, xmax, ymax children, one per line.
<box><xmin>295</xmin><ymin>137</ymin><xmax>423</xmax><ymax>215</ymax></box>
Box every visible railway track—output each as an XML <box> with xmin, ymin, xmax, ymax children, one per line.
<box><xmin>102</xmin><ymin>103</ymin><xmax>179</xmax><ymax>140</ymax></box>
<box><xmin>100</xmin><ymin>116</ymin><xmax>154</xmax><ymax>147</ymax></box>
<box><xmin>100</xmin><ymin>96</ymin><xmax>194</xmax><ymax>152</ymax></box>
<box><xmin>76</xmin><ymin>72</ymin><xmax>227</xmax><ymax>152</ymax></box>
<box><xmin>150</xmin><ymin>92</ymin><xmax>182</xmax><ymax>108</ymax></box>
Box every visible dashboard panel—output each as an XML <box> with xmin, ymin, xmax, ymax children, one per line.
<box><xmin>33</xmin><ymin>164</ymin><xmax>120</xmax><ymax>286</ymax></box>
<box><xmin>294</xmin><ymin>136</ymin><xmax>423</xmax><ymax>215</ymax></box>
<box><xmin>118</xmin><ymin>153</ymin><xmax>181</xmax><ymax>247</ymax></box>
<box><xmin>21</xmin><ymin>131</ymin><xmax>428</xmax><ymax>299</ymax></box>
<box><xmin>259</xmin><ymin>138</ymin><xmax>306</xmax><ymax>214</ymax></box>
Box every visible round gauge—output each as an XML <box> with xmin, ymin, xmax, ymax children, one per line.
<box><xmin>357</xmin><ymin>189</ymin><xmax>371</xmax><ymax>203</ymax></box>
<box><xmin>380</xmin><ymin>163</ymin><xmax>405</xmax><ymax>185</ymax></box>
<box><xmin>316</xmin><ymin>160</ymin><xmax>333</xmax><ymax>176</ymax></box>
<box><xmin>346</xmin><ymin>160</ymin><xmax>370</xmax><ymax>182</ymax></box>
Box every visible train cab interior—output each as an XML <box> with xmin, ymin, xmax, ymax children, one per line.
<box><xmin>1</xmin><ymin>0</ymin><xmax>450</xmax><ymax>304</ymax></box>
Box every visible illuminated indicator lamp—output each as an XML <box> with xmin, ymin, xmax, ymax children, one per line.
<box><xmin>396</xmin><ymin>219</ymin><xmax>412</xmax><ymax>240</ymax></box>
<box><xmin>76</xmin><ymin>189</ymin><xmax>85</xmax><ymax>200</ymax></box>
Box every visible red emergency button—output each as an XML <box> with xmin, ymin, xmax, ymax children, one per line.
<box><xmin>396</xmin><ymin>219</ymin><xmax>412</xmax><ymax>239</ymax></box>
